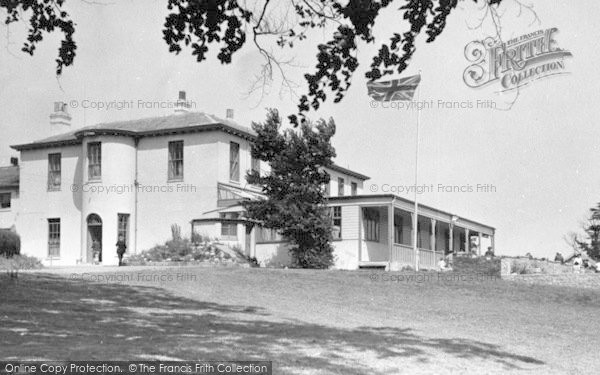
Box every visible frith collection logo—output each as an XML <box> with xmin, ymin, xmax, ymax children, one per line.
<box><xmin>463</xmin><ymin>28</ymin><xmax>572</xmax><ymax>91</ymax></box>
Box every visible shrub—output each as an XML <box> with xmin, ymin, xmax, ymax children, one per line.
<box><xmin>0</xmin><ymin>254</ymin><xmax>43</xmax><ymax>271</ymax></box>
<box><xmin>453</xmin><ymin>256</ymin><xmax>501</xmax><ymax>276</ymax></box>
<box><xmin>0</xmin><ymin>229</ymin><xmax>20</xmax><ymax>257</ymax></box>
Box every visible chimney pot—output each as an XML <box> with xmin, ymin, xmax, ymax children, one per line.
<box><xmin>175</xmin><ymin>90</ymin><xmax>191</xmax><ymax>115</ymax></box>
<box><xmin>226</xmin><ymin>108</ymin><xmax>234</xmax><ymax>119</ymax></box>
<box><xmin>50</xmin><ymin>101</ymin><xmax>72</xmax><ymax>135</ymax></box>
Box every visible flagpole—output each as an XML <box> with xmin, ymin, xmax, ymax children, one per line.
<box><xmin>413</xmin><ymin>71</ymin><xmax>422</xmax><ymax>272</ymax></box>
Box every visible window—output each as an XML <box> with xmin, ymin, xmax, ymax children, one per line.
<box><xmin>363</xmin><ymin>208</ymin><xmax>380</xmax><ymax>242</ymax></box>
<box><xmin>117</xmin><ymin>213</ymin><xmax>130</xmax><ymax>248</ymax></box>
<box><xmin>324</xmin><ymin>182</ymin><xmax>330</xmax><ymax>196</ymax></box>
<box><xmin>230</xmin><ymin>142</ymin><xmax>240</xmax><ymax>181</ymax></box>
<box><xmin>48</xmin><ymin>218</ymin><xmax>60</xmax><ymax>257</ymax></box>
<box><xmin>48</xmin><ymin>153</ymin><xmax>61</xmax><ymax>190</ymax></box>
<box><xmin>351</xmin><ymin>182</ymin><xmax>358</xmax><ymax>196</ymax></box>
<box><xmin>251</xmin><ymin>147</ymin><xmax>260</xmax><ymax>175</ymax></box>
<box><xmin>256</xmin><ymin>227</ymin><xmax>283</xmax><ymax>243</ymax></box>
<box><xmin>87</xmin><ymin>142</ymin><xmax>101</xmax><ymax>180</ymax></box>
<box><xmin>220</xmin><ymin>212</ymin><xmax>238</xmax><ymax>238</ymax></box>
<box><xmin>0</xmin><ymin>193</ymin><xmax>10</xmax><ymax>209</ymax></box>
<box><xmin>338</xmin><ymin>177</ymin><xmax>345</xmax><ymax>196</ymax></box>
<box><xmin>394</xmin><ymin>214</ymin><xmax>403</xmax><ymax>244</ymax></box>
<box><xmin>168</xmin><ymin>140</ymin><xmax>184</xmax><ymax>180</ymax></box>
<box><xmin>331</xmin><ymin>206</ymin><xmax>342</xmax><ymax>239</ymax></box>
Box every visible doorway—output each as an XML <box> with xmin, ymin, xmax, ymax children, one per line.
<box><xmin>87</xmin><ymin>214</ymin><xmax>103</xmax><ymax>263</ymax></box>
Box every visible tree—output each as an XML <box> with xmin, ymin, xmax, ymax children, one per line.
<box><xmin>575</xmin><ymin>203</ymin><xmax>600</xmax><ymax>261</ymax></box>
<box><xmin>242</xmin><ymin>109</ymin><xmax>336</xmax><ymax>268</ymax></box>
<box><xmin>1</xmin><ymin>0</ymin><xmax>509</xmax><ymax>123</ymax></box>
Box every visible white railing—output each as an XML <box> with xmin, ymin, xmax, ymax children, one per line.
<box><xmin>392</xmin><ymin>244</ymin><xmax>445</xmax><ymax>270</ymax></box>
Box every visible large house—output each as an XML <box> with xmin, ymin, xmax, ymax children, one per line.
<box><xmin>1</xmin><ymin>92</ymin><xmax>495</xmax><ymax>270</ymax></box>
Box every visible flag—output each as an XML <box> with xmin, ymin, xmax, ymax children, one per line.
<box><xmin>367</xmin><ymin>74</ymin><xmax>421</xmax><ymax>102</ymax></box>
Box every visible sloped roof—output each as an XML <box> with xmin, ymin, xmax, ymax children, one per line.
<box><xmin>0</xmin><ymin>166</ymin><xmax>19</xmax><ymax>189</ymax></box>
<box><xmin>10</xmin><ymin>110</ymin><xmax>369</xmax><ymax>181</ymax></box>
<box><xmin>11</xmin><ymin>112</ymin><xmax>256</xmax><ymax>151</ymax></box>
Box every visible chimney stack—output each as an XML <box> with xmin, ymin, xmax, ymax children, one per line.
<box><xmin>226</xmin><ymin>108</ymin><xmax>234</xmax><ymax>119</ymax></box>
<box><xmin>174</xmin><ymin>90</ymin><xmax>191</xmax><ymax>115</ymax></box>
<box><xmin>49</xmin><ymin>101</ymin><xmax>72</xmax><ymax>135</ymax></box>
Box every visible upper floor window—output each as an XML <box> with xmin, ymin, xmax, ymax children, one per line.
<box><xmin>0</xmin><ymin>193</ymin><xmax>10</xmax><ymax>209</ymax></box>
<box><xmin>230</xmin><ymin>142</ymin><xmax>240</xmax><ymax>182</ymax></box>
<box><xmin>168</xmin><ymin>140</ymin><xmax>184</xmax><ymax>180</ymax></box>
<box><xmin>351</xmin><ymin>182</ymin><xmax>358</xmax><ymax>196</ymax></box>
<box><xmin>324</xmin><ymin>181</ymin><xmax>330</xmax><ymax>196</ymax></box>
<box><xmin>48</xmin><ymin>153</ymin><xmax>61</xmax><ymax>191</ymax></box>
<box><xmin>87</xmin><ymin>142</ymin><xmax>101</xmax><ymax>180</ymax></box>
<box><xmin>338</xmin><ymin>177</ymin><xmax>345</xmax><ymax>196</ymax></box>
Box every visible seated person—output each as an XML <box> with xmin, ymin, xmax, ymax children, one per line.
<box><xmin>438</xmin><ymin>257</ymin><xmax>451</xmax><ymax>272</ymax></box>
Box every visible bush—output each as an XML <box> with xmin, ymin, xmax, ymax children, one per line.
<box><xmin>453</xmin><ymin>256</ymin><xmax>501</xmax><ymax>276</ymax></box>
<box><xmin>0</xmin><ymin>229</ymin><xmax>20</xmax><ymax>257</ymax></box>
<box><xmin>0</xmin><ymin>254</ymin><xmax>43</xmax><ymax>270</ymax></box>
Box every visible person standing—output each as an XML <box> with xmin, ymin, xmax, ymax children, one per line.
<box><xmin>116</xmin><ymin>235</ymin><xmax>127</xmax><ymax>266</ymax></box>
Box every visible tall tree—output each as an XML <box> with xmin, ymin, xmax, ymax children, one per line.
<box><xmin>1</xmin><ymin>0</ymin><xmax>509</xmax><ymax>123</ymax></box>
<box><xmin>576</xmin><ymin>203</ymin><xmax>600</xmax><ymax>261</ymax></box>
<box><xmin>243</xmin><ymin>109</ymin><xmax>336</xmax><ymax>268</ymax></box>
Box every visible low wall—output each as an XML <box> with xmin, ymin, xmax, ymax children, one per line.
<box><xmin>500</xmin><ymin>257</ymin><xmax>572</xmax><ymax>276</ymax></box>
<box><xmin>503</xmin><ymin>273</ymin><xmax>600</xmax><ymax>289</ymax></box>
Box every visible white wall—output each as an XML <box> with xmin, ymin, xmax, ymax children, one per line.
<box><xmin>325</xmin><ymin>168</ymin><xmax>364</xmax><ymax>197</ymax></box>
<box><xmin>16</xmin><ymin>145</ymin><xmax>83</xmax><ymax>265</ymax></box>
<box><xmin>80</xmin><ymin>136</ymin><xmax>137</xmax><ymax>265</ymax></box>
<box><xmin>0</xmin><ymin>189</ymin><xmax>18</xmax><ymax>229</ymax></box>
<box><xmin>136</xmin><ymin>132</ymin><xmax>221</xmax><ymax>251</ymax></box>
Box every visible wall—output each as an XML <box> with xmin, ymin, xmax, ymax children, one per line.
<box><xmin>255</xmin><ymin>242</ymin><xmax>292</xmax><ymax>267</ymax></box>
<box><xmin>0</xmin><ymin>188</ymin><xmax>18</xmax><ymax>228</ymax></box>
<box><xmin>325</xmin><ymin>168</ymin><xmax>364</xmax><ymax>197</ymax></box>
<box><xmin>16</xmin><ymin>145</ymin><xmax>83</xmax><ymax>265</ymax></box>
<box><xmin>136</xmin><ymin>132</ymin><xmax>221</xmax><ymax>251</ymax></box>
<box><xmin>80</xmin><ymin>135</ymin><xmax>137</xmax><ymax>265</ymax></box>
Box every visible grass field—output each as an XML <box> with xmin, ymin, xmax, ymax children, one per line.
<box><xmin>1</xmin><ymin>266</ymin><xmax>599</xmax><ymax>374</ymax></box>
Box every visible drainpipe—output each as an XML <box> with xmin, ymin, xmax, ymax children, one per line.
<box><xmin>388</xmin><ymin>197</ymin><xmax>396</xmax><ymax>271</ymax></box>
<box><xmin>134</xmin><ymin>138</ymin><xmax>139</xmax><ymax>254</ymax></box>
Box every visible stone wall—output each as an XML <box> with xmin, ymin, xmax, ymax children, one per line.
<box><xmin>500</xmin><ymin>257</ymin><xmax>572</xmax><ymax>276</ymax></box>
<box><xmin>502</xmin><ymin>273</ymin><xmax>600</xmax><ymax>289</ymax></box>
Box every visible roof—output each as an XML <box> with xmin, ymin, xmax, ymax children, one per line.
<box><xmin>10</xmin><ymin>110</ymin><xmax>369</xmax><ymax>181</ymax></box>
<box><xmin>326</xmin><ymin>194</ymin><xmax>495</xmax><ymax>231</ymax></box>
<box><xmin>326</xmin><ymin>164</ymin><xmax>370</xmax><ymax>181</ymax></box>
<box><xmin>11</xmin><ymin>112</ymin><xmax>256</xmax><ymax>151</ymax></box>
<box><xmin>0</xmin><ymin>166</ymin><xmax>19</xmax><ymax>189</ymax></box>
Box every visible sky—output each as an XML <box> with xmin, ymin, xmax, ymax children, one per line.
<box><xmin>0</xmin><ymin>0</ymin><xmax>597</xmax><ymax>258</ymax></box>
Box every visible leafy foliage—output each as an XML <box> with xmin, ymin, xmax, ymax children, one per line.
<box><xmin>242</xmin><ymin>109</ymin><xmax>336</xmax><ymax>268</ymax></box>
<box><xmin>576</xmin><ymin>203</ymin><xmax>600</xmax><ymax>261</ymax></box>
<box><xmin>0</xmin><ymin>228</ymin><xmax>20</xmax><ymax>257</ymax></box>
<box><xmin>1</xmin><ymin>0</ymin><xmax>76</xmax><ymax>74</ymax></box>
<box><xmin>2</xmin><ymin>0</ymin><xmax>505</xmax><ymax>123</ymax></box>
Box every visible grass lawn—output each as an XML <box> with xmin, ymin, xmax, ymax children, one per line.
<box><xmin>1</xmin><ymin>266</ymin><xmax>600</xmax><ymax>374</ymax></box>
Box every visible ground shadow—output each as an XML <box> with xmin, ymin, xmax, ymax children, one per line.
<box><xmin>0</xmin><ymin>274</ymin><xmax>544</xmax><ymax>374</ymax></box>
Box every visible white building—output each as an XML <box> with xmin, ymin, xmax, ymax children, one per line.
<box><xmin>1</xmin><ymin>93</ymin><xmax>494</xmax><ymax>269</ymax></box>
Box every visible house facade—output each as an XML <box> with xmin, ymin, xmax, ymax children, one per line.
<box><xmin>2</xmin><ymin>93</ymin><xmax>495</xmax><ymax>269</ymax></box>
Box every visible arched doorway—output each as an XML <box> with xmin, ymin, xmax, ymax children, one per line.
<box><xmin>87</xmin><ymin>214</ymin><xmax>103</xmax><ymax>263</ymax></box>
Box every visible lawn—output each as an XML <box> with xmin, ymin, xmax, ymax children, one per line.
<box><xmin>1</xmin><ymin>266</ymin><xmax>599</xmax><ymax>374</ymax></box>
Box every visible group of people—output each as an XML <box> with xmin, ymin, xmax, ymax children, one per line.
<box><xmin>91</xmin><ymin>235</ymin><xmax>127</xmax><ymax>266</ymax></box>
<box><xmin>571</xmin><ymin>254</ymin><xmax>600</xmax><ymax>273</ymax></box>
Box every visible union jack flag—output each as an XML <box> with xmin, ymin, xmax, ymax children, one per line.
<box><xmin>367</xmin><ymin>74</ymin><xmax>421</xmax><ymax>102</ymax></box>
